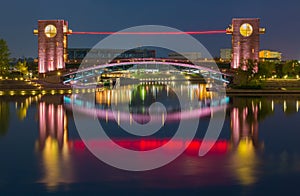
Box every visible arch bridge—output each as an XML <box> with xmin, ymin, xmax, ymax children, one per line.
<box><xmin>34</xmin><ymin>18</ymin><xmax>265</xmax><ymax>75</ymax></box>
<box><xmin>62</xmin><ymin>58</ymin><xmax>231</xmax><ymax>85</ymax></box>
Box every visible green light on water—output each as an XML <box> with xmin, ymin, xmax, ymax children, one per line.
<box><xmin>140</xmin><ymin>87</ymin><xmax>146</xmax><ymax>101</ymax></box>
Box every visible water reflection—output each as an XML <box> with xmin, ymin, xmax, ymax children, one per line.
<box><xmin>64</xmin><ymin>84</ymin><xmax>263</xmax><ymax>186</ymax></box>
<box><xmin>72</xmin><ymin>83</ymin><xmax>227</xmax><ymax>124</ymax></box>
<box><xmin>36</xmin><ymin>97</ymin><xmax>73</xmax><ymax>191</ymax></box>
<box><xmin>95</xmin><ymin>83</ymin><xmax>217</xmax><ymax>111</ymax></box>
<box><xmin>230</xmin><ymin>97</ymin><xmax>265</xmax><ymax>185</ymax></box>
<box><xmin>15</xmin><ymin>95</ymin><xmax>40</xmax><ymax>120</ymax></box>
<box><xmin>0</xmin><ymin>101</ymin><xmax>9</xmax><ymax>136</ymax></box>
<box><xmin>1</xmin><ymin>85</ymin><xmax>300</xmax><ymax>192</ymax></box>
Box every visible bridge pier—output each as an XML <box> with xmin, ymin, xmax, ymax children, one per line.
<box><xmin>226</xmin><ymin>18</ymin><xmax>265</xmax><ymax>70</ymax></box>
<box><xmin>34</xmin><ymin>20</ymin><xmax>72</xmax><ymax>74</ymax></box>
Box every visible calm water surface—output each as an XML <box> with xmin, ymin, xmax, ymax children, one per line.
<box><xmin>0</xmin><ymin>83</ymin><xmax>300</xmax><ymax>195</ymax></box>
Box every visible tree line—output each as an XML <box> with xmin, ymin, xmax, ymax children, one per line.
<box><xmin>0</xmin><ymin>38</ymin><xmax>31</xmax><ymax>77</ymax></box>
<box><xmin>233</xmin><ymin>60</ymin><xmax>300</xmax><ymax>88</ymax></box>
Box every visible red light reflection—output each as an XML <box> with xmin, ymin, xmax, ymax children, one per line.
<box><xmin>71</xmin><ymin>139</ymin><xmax>228</xmax><ymax>156</ymax></box>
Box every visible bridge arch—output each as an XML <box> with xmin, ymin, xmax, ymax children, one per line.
<box><xmin>62</xmin><ymin>58</ymin><xmax>230</xmax><ymax>84</ymax></box>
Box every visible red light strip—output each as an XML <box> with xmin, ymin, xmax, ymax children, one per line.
<box><xmin>70</xmin><ymin>30</ymin><xmax>227</xmax><ymax>35</ymax></box>
<box><xmin>72</xmin><ymin>139</ymin><xmax>229</xmax><ymax>155</ymax></box>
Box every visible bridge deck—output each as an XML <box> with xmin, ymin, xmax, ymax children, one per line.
<box><xmin>62</xmin><ymin>58</ymin><xmax>231</xmax><ymax>84</ymax></box>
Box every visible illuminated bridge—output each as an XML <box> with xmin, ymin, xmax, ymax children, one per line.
<box><xmin>62</xmin><ymin>58</ymin><xmax>231</xmax><ymax>85</ymax></box>
<box><xmin>34</xmin><ymin>18</ymin><xmax>265</xmax><ymax>76</ymax></box>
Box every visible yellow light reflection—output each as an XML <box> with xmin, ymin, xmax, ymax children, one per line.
<box><xmin>230</xmin><ymin>138</ymin><xmax>259</xmax><ymax>186</ymax></box>
<box><xmin>37</xmin><ymin>105</ymin><xmax>73</xmax><ymax>191</ymax></box>
<box><xmin>284</xmin><ymin>100</ymin><xmax>287</xmax><ymax>112</ymax></box>
<box><xmin>16</xmin><ymin>99</ymin><xmax>30</xmax><ymax>120</ymax></box>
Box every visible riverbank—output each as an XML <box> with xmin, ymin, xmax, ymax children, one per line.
<box><xmin>0</xmin><ymin>79</ymin><xmax>72</xmax><ymax>96</ymax></box>
<box><xmin>226</xmin><ymin>88</ymin><xmax>300</xmax><ymax>96</ymax></box>
<box><xmin>0</xmin><ymin>79</ymin><xmax>71</xmax><ymax>90</ymax></box>
<box><xmin>2</xmin><ymin>79</ymin><xmax>300</xmax><ymax>96</ymax></box>
<box><xmin>227</xmin><ymin>79</ymin><xmax>300</xmax><ymax>95</ymax></box>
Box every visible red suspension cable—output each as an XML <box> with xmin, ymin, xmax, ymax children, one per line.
<box><xmin>70</xmin><ymin>30</ymin><xmax>227</xmax><ymax>35</ymax></box>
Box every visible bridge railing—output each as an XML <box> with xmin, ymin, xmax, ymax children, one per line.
<box><xmin>62</xmin><ymin>58</ymin><xmax>231</xmax><ymax>84</ymax></box>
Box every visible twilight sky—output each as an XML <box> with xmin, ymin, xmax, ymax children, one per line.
<box><xmin>0</xmin><ymin>0</ymin><xmax>299</xmax><ymax>60</ymax></box>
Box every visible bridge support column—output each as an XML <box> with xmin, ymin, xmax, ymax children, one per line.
<box><xmin>34</xmin><ymin>20</ymin><xmax>72</xmax><ymax>74</ymax></box>
<box><xmin>226</xmin><ymin>18</ymin><xmax>265</xmax><ymax>70</ymax></box>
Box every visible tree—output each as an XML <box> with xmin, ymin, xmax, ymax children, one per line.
<box><xmin>233</xmin><ymin>59</ymin><xmax>260</xmax><ymax>87</ymax></box>
<box><xmin>0</xmin><ymin>39</ymin><xmax>10</xmax><ymax>75</ymax></box>
<box><xmin>275</xmin><ymin>63</ymin><xmax>284</xmax><ymax>78</ymax></box>
<box><xmin>282</xmin><ymin>60</ymin><xmax>300</xmax><ymax>78</ymax></box>
<box><xmin>258</xmin><ymin>61</ymin><xmax>276</xmax><ymax>78</ymax></box>
<box><xmin>16</xmin><ymin>60</ymin><xmax>28</xmax><ymax>76</ymax></box>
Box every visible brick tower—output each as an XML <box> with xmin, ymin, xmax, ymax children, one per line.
<box><xmin>34</xmin><ymin>20</ymin><xmax>71</xmax><ymax>74</ymax></box>
<box><xmin>227</xmin><ymin>18</ymin><xmax>265</xmax><ymax>70</ymax></box>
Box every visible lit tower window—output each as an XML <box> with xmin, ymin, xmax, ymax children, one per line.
<box><xmin>44</xmin><ymin>25</ymin><xmax>57</xmax><ymax>38</ymax></box>
<box><xmin>239</xmin><ymin>23</ymin><xmax>253</xmax><ymax>37</ymax></box>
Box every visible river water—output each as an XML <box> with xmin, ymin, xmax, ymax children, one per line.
<box><xmin>0</xmin><ymin>83</ymin><xmax>300</xmax><ymax>195</ymax></box>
